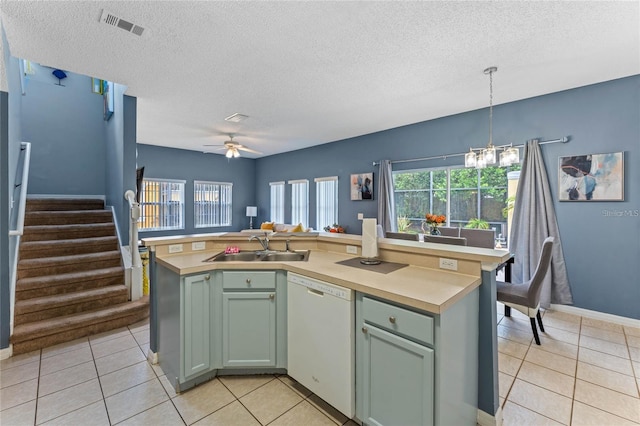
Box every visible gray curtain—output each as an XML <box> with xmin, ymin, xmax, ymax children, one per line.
<box><xmin>510</xmin><ymin>141</ymin><xmax>573</xmax><ymax>307</ymax></box>
<box><xmin>377</xmin><ymin>160</ymin><xmax>397</xmax><ymax>234</ymax></box>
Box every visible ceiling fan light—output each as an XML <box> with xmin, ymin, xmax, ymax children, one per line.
<box><xmin>233</xmin><ymin>148</ymin><xmax>240</xmax><ymax>158</ymax></box>
<box><xmin>465</xmin><ymin>149</ymin><xmax>477</xmax><ymax>168</ymax></box>
<box><xmin>225</xmin><ymin>148</ymin><xmax>233</xmax><ymax>158</ymax></box>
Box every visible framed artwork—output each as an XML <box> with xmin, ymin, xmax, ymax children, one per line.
<box><xmin>103</xmin><ymin>80</ymin><xmax>114</xmax><ymax>121</ymax></box>
<box><xmin>91</xmin><ymin>78</ymin><xmax>103</xmax><ymax>94</ymax></box>
<box><xmin>351</xmin><ymin>172</ymin><xmax>374</xmax><ymax>200</ymax></box>
<box><xmin>558</xmin><ymin>152</ymin><xmax>624</xmax><ymax>201</ymax></box>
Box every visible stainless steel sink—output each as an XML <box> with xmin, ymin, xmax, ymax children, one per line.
<box><xmin>204</xmin><ymin>250</ymin><xmax>310</xmax><ymax>262</ymax></box>
<box><xmin>204</xmin><ymin>251</ymin><xmax>262</xmax><ymax>262</ymax></box>
<box><xmin>261</xmin><ymin>251</ymin><xmax>310</xmax><ymax>262</ymax></box>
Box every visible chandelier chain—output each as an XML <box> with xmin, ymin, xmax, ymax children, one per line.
<box><xmin>488</xmin><ymin>69</ymin><xmax>493</xmax><ymax>147</ymax></box>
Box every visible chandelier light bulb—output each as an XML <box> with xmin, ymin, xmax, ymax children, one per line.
<box><xmin>465</xmin><ymin>148</ymin><xmax>477</xmax><ymax>168</ymax></box>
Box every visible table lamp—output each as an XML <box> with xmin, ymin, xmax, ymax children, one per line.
<box><xmin>246</xmin><ymin>206</ymin><xmax>257</xmax><ymax>229</ymax></box>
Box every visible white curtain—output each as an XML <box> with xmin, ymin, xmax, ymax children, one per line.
<box><xmin>289</xmin><ymin>179</ymin><xmax>309</xmax><ymax>226</ymax></box>
<box><xmin>315</xmin><ymin>176</ymin><xmax>338</xmax><ymax>231</ymax></box>
<box><xmin>377</xmin><ymin>160</ymin><xmax>397</xmax><ymax>234</ymax></box>
<box><xmin>510</xmin><ymin>141</ymin><xmax>573</xmax><ymax>307</ymax></box>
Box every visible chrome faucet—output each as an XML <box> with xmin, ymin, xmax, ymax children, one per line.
<box><xmin>249</xmin><ymin>234</ymin><xmax>270</xmax><ymax>251</ymax></box>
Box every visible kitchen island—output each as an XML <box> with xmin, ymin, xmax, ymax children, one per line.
<box><xmin>142</xmin><ymin>232</ymin><xmax>509</xmax><ymax>425</ymax></box>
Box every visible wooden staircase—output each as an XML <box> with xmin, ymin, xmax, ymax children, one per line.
<box><xmin>11</xmin><ymin>198</ymin><xmax>149</xmax><ymax>354</ymax></box>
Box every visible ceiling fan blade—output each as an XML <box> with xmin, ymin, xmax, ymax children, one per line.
<box><xmin>237</xmin><ymin>145</ymin><xmax>262</xmax><ymax>154</ymax></box>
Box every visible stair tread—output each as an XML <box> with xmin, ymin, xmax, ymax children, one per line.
<box><xmin>12</xmin><ymin>296</ymin><xmax>149</xmax><ymax>342</ymax></box>
<box><xmin>26</xmin><ymin>209</ymin><xmax>112</xmax><ymax>215</ymax></box>
<box><xmin>24</xmin><ymin>222</ymin><xmax>115</xmax><ymax>231</ymax></box>
<box><xmin>17</xmin><ymin>266</ymin><xmax>124</xmax><ymax>287</ymax></box>
<box><xmin>15</xmin><ymin>285</ymin><xmax>128</xmax><ymax>313</ymax></box>
<box><xmin>19</xmin><ymin>250</ymin><xmax>120</xmax><ymax>267</ymax></box>
<box><xmin>21</xmin><ymin>236</ymin><xmax>118</xmax><ymax>248</ymax></box>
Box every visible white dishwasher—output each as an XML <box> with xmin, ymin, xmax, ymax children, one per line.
<box><xmin>287</xmin><ymin>273</ymin><xmax>354</xmax><ymax>418</ymax></box>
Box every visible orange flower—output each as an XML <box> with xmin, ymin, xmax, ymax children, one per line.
<box><xmin>425</xmin><ymin>213</ymin><xmax>446</xmax><ymax>225</ymax></box>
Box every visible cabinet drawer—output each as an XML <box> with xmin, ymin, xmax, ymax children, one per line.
<box><xmin>362</xmin><ymin>297</ymin><xmax>434</xmax><ymax>346</ymax></box>
<box><xmin>223</xmin><ymin>271</ymin><xmax>276</xmax><ymax>290</ymax></box>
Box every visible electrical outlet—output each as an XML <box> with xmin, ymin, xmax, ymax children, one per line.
<box><xmin>439</xmin><ymin>258</ymin><xmax>458</xmax><ymax>271</ymax></box>
<box><xmin>357</xmin><ymin>213</ymin><xmax>364</xmax><ymax>220</ymax></box>
<box><xmin>192</xmin><ymin>241</ymin><xmax>206</xmax><ymax>251</ymax></box>
<box><xmin>346</xmin><ymin>245</ymin><xmax>358</xmax><ymax>254</ymax></box>
<box><xmin>168</xmin><ymin>244</ymin><xmax>183</xmax><ymax>253</ymax></box>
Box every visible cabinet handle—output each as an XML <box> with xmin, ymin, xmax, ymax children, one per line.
<box><xmin>269</xmin><ymin>293</ymin><xmax>275</xmax><ymax>300</ymax></box>
<box><xmin>204</xmin><ymin>274</ymin><xmax>210</xmax><ymax>281</ymax></box>
<box><xmin>361</xmin><ymin>326</ymin><xmax>368</xmax><ymax>334</ymax></box>
<box><xmin>389</xmin><ymin>316</ymin><xmax>396</xmax><ymax>324</ymax></box>
<box><xmin>246</xmin><ymin>278</ymin><xmax>251</xmax><ymax>285</ymax></box>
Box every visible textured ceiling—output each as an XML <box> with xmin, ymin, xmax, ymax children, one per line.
<box><xmin>1</xmin><ymin>1</ymin><xmax>638</xmax><ymax>158</ymax></box>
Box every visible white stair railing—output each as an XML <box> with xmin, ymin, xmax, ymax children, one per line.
<box><xmin>125</xmin><ymin>190</ymin><xmax>143</xmax><ymax>300</ymax></box>
<box><xmin>8</xmin><ymin>142</ymin><xmax>31</xmax><ymax>336</ymax></box>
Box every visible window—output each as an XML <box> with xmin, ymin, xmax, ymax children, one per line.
<box><xmin>139</xmin><ymin>179</ymin><xmax>185</xmax><ymax>231</ymax></box>
<box><xmin>393</xmin><ymin>164</ymin><xmax>520</xmax><ymax>239</ymax></box>
<box><xmin>315</xmin><ymin>176</ymin><xmax>338</xmax><ymax>231</ymax></box>
<box><xmin>289</xmin><ymin>179</ymin><xmax>309</xmax><ymax>226</ymax></box>
<box><xmin>194</xmin><ymin>181</ymin><xmax>233</xmax><ymax>228</ymax></box>
<box><xmin>270</xmin><ymin>181</ymin><xmax>285</xmax><ymax>223</ymax></box>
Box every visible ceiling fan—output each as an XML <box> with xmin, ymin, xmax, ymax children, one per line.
<box><xmin>204</xmin><ymin>135</ymin><xmax>261</xmax><ymax>158</ymax></box>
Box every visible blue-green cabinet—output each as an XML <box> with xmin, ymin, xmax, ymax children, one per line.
<box><xmin>361</xmin><ymin>324</ymin><xmax>434</xmax><ymax>426</ymax></box>
<box><xmin>182</xmin><ymin>273</ymin><xmax>213</xmax><ymax>379</ymax></box>
<box><xmin>220</xmin><ymin>271</ymin><xmax>282</xmax><ymax>369</ymax></box>
<box><xmin>222</xmin><ymin>291</ymin><xmax>277</xmax><ymax>367</ymax></box>
<box><xmin>359</xmin><ymin>295</ymin><xmax>434</xmax><ymax>426</ymax></box>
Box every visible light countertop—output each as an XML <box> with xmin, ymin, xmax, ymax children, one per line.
<box><xmin>155</xmin><ymin>248</ymin><xmax>482</xmax><ymax>314</ymax></box>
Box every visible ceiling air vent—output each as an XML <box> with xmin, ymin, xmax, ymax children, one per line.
<box><xmin>100</xmin><ymin>9</ymin><xmax>145</xmax><ymax>37</ymax></box>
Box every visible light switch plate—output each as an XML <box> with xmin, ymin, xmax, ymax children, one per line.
<box><xmin>346</xmin><ymin>245</ymin><xmax>358</xmax><ymax>254</ymax></box>
<box><xmin>168</xmin><ymin>244</ymin><xmax>183</xmax><ymax>253</ymax></box>
<box><xmin>357</xmin><ymin>213</ymin><xmax>364</xmax><ymax>220</ymax></box>
<box><xmin>192</xmin><ymin>241</ymin><xmax>206</xmax><ymax>251</ymax></box>
<box><xmin>439</xmin><ymin>258</ymin><xmax>458</xmax><ymax>271</ymax></box>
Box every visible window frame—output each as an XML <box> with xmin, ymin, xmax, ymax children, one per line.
<box><xmin>315</xmin><ymin>176</ymin><xmax>338</xmax><ymax>231</ymax></box>
<box><xmin>269</xmin><ymin>181</ymin><xmax>285</xmax><ymax>223</ymax></box>
<box><xmin>138</xmin><ymin>178</ymin><xmax>186</xmax><ymax>232</ymax></box>
<box><xmin>193</xmin><ymin>180</ymin><xmax>233</xmax><ymax>228</ymax></box>
<box><xmin>288</xmin><ymin>179</ymin><xmax>309</xmax><ymax>227</ymax></box>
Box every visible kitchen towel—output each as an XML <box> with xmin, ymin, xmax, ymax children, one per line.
<box><xmin>361</xmin><ymin>218</ymin><xmax>379</xmax><ymax>259</ymax></box>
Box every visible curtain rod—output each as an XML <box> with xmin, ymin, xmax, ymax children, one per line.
<box><xmin>373</xmin><ymin>136</ymin><xmax>570</xmax><ymax>166</ymax></box>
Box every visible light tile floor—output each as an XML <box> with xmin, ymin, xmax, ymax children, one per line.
<box><xmin>1</xmin><ymin>307</ymin><xmax>639</xmax><ymax>425</ymax></box>
<box><xmin>498</xmin><ymin>304</ymin><xmax>640</xmax><ymax>425</ymax></box>
<box><xmin>0</xmin><ymin>319</ymin><xmax>357</xmax><ymax>425</ymax></box>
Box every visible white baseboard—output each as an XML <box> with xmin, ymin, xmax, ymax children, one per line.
<box><xmin>477</xmin><ymin>406</ymin><xmax>503</xmax><ymax>426</ymax></box>
<box><xmin>27</xmin><ymin>194</ymin><xmax>106</xmax><ymax>200</ymax></box>
<box><xmin>549</xmin><ymin>304</ymin><xmax>640</xmax><ymax>328</ymax></box>
<box><xmin>0</xmin><ymin>345</ymin><xmax>13</xmax><ymax>360</ymax></box>
<box><xmin>147</xmin><ymin>350</ymin><xmax>158</xmax><ymax>365</ymax></box>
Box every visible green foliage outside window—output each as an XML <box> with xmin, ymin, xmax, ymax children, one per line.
<box><xmin>393</xmin><ymin>163</ymin><xmax>520</xmax><ymax>238</ymax></box>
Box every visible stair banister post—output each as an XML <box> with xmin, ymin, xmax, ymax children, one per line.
<box><xmin>125</xmin><ymin>190</ymin><xmax>142</xmax><ymax>300</ymax></box>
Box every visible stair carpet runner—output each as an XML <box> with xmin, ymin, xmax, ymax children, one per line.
<box><xmin>11</xmin><ymin>198</ymin><xmax>149</xmax><ymax>355</ymax></box>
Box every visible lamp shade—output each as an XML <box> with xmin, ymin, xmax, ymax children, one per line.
<box><xmin>246</xmin><ymin>206</ymin><xmax>257</xmax><ymax>217</ymax></box>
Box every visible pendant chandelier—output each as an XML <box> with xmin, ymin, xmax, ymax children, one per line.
<box><xmin>465</xmin><ymin>66</ymin><xmax>519</xmax><ymax>169</ymax></box>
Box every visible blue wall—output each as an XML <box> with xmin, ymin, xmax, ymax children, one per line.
<box><xmin>21</xmin><ymin>68</ymin><xmax>106</xmax><ymax>195</ymax></box>
<box><xmin>255</xmin><ymin>76</ymin><xmax>640</xmax><ymax>319</ymax></box>
<box><xmin>136</xmin><ymin>144</ymin><xmax>257</xmax><ymax>237</ymax></box>
<box><xmin>1</xmin><ymin>27</ymin><xmax>25</xmax><ymax>349</ymax></box>
<box><xmin>105</xmin><ymin>83</ymin><xmax>137</xmax><ymax>242</ymax></box>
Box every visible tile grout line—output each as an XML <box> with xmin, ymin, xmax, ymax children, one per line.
<box><xmin>89</xmin><ymin>328</ymin><xmax>112</xmax><ymax>426</ymax></box>
<box><xmin>568</xmin><ymin>313</ymin><xmax>583</xmax><ymax>425</ymax></box>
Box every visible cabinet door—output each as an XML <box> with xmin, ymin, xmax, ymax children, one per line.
<box><xmin>361</xmin><ymin>324</ymin><xmax>434</xmax><ymax>426</ymax></box>
<box><xmin>222</xmin><ymin>291</ymin><xmax>276</xmax><ymax>367</ymax></box>
<box><xmin>183</xmin><ymin>273</ymin><xmax>212</xmax><ymax>379</ymax></box>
